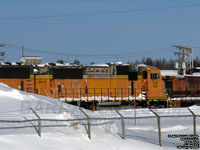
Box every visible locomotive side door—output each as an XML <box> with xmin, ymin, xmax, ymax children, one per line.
<box><xmin>165</xmin><ymin>81</ymin><xmax>172</xmax><ymax>97</ymax></box>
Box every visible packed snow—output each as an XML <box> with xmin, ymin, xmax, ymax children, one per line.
<box><xmin>0</xmin><ymin>83</ymin><xmax>199</xmax><ymax>150</ymax></box>
<box><xmin>160</xmin><ymin>70</ymin><xmax>178</xmax><ymax>77</ymax></box>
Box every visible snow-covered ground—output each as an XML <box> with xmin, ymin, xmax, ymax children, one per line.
<box><xmin>0</xmin><ymin>83</ymin><xmax>199</xmax><ymax>150</ymax></box>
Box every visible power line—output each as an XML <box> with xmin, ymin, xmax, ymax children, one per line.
<box><xmin>0</xmin><ymin>3</ymin><xmax>200</xmax><ymax>21</ymax></box>
<box><xmin>4</xmin><ymin>43</ymin><xmax>173</xmax><ymax>58</ymax></box>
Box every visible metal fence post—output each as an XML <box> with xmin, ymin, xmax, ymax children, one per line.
<box><xmin>30</xmin><ymin>107</ymin><xmax>41</xmax><ymax>137</ymax></box>
<box><xmin>187</xmin><ymin>107</ymin><xmax>196</xmax><ymax>135</ymax></box>
<box><xmin>116</xmin><ymin>110</ymin><xmax>125</xmax><ymax>139</ymax></box>
<box><xmin>79</xmin><ymin>108</ymin><xmax>91</xmax><ymax>139</ymax></box>
<box><xmin>149</xmin><ymin>108</ymin><xmax>162</xmax><ymax>147</ymax></box>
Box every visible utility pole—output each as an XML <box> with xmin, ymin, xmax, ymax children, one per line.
<box><xmin>172</xmin><ymin>45</ymin><xmax>193</xmax><ymax>75</ymax></box>
<box><xmin>22</xmin><ymin>46</ymin><xmax>24</xmax><ymax>57</ymax></box>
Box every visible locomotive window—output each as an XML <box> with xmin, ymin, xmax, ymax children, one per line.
<box><xmin>150</xmin><ymin>73</ymin><xmax>160</xmax><ymax>79</ymax></box>
<box><xmin>142</xmin><ymin>71</ymin><xmax>147</xmax><ymax>79</ymax></box>
<box><xmin>157</xmin><ymin>74</ymin><xmax>160</xmax><ymax>79</ymax></box>
<box><xmin>150</xmin><ymin>74</ymin><xmax>153</xmax><ymax>79</ymax></box>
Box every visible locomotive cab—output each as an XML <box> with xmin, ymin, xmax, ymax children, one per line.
<box><xmin>129</xmin><ymin>64</ymin><xmax>166</xmax><ymax>101</ymax></box>
<box><xmin>142</xmin><ymin>66</ymin><xmax>166</xmax><ymax>101</ymax></box>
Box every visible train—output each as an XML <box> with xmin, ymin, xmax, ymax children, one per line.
<box><xmin>0</xmin><ymin>57</ymin><xmax>199</xmax><ymax>109</ymax></box>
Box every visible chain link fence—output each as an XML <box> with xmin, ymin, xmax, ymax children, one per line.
<box><xmin>0</xmin><ymin>107</ymin><xmax>199</xmax><ymax>148</ymax></box>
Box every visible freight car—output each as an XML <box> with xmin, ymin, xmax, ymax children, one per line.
<box><xmin>163</xmin><ymin>68</ymin><xmax>200</xmax><ymax>107</ymax></box>
<box><xmin>0</xmin><ymin>62</ymin><xmax>167</xmax><ymax>109</ymax></box>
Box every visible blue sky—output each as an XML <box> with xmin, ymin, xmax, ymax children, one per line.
<box><xmin>0</xmin><ymin>0</ymin><xmax>200</xmax><ymax>64</ymax></box>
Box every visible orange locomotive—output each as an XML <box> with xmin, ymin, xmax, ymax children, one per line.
<box><xmin>0</xmin><ymin>64</ymin><xmax>34</xmax><ymax>93</ymax></box>
<box><xmin>0</xmin><ymin>62</ymin><xmax>167</xmax><ymax>108</ymax></box>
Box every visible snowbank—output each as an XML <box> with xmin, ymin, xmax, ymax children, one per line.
<box><xmin>0</xmin><ymin>83</ymin><xmax>199</xmax><ymax>150</ymax></box>
<box><xmin>0</xmin><ymin>83</ymin><xmax>161</xmax><ymax>150</ymax></box>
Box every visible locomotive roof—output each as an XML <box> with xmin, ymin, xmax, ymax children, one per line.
<box><xmin>141</xmin><ymin>65</ymin><xmax>158</xmax><ymax>70</ymax></box>
<box><xmin>137</xmin><ymin>64</ymin><xmax>147</xmax><ymax>67</ymax></box>
<box><xmin>86</xmin><ymin>63</ymin><xmax>109</xmax><ymax>67</ymax></box>
<box><xmin>37</xmin><ymin>63</ymin><xmax>82</xmax><ymax>68</ymax></box>
<box><xmin>0</xmin><ymin>62</ymin><xmax>32</xmax><ymax>67</ymax></box>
